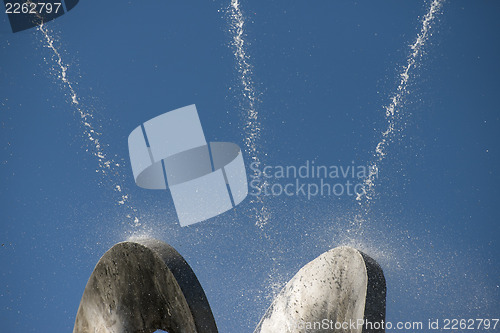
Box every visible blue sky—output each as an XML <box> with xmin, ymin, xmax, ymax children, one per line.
<box><xmin>1</xmin><ymin>1</ymin><xmax>499</xmax><ymax>332</ymax></box>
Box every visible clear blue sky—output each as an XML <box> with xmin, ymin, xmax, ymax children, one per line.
<box><xmin>1</xmin><ymin>1</ymin><xmax>499</xmax><ymax>332</ymax></box>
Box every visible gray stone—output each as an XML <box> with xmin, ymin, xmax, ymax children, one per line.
<box><xmin>73</xmin><ymin>242</ymin><xmax>385</xmax><ymax>333</ymax></box>
<box><xmin>73</xmin><ymin>239</ymin><xmax>218</xmax><ymax>333</ymax></box>
<box><xmin>253</xmin><ymin>246</ymin><xmax>386</xmax><ymax>333</ymax></box>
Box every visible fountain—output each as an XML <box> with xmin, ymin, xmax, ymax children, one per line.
<box><xmin>74</xmin><ymin>240</ymin><xmax>385</xmax><ymax>333</ymax></box>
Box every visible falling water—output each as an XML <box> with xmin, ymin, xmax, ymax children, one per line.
<box><xmin>228</xmin><ymin>0</ymin><xmax>260</xmax><ymax>161</ymax></box>
<box><xmin>356</xmin><ymin>0</ymin><xmax>444</xmax><ymax>207</ymax></box>
<box><xmin>36</xmin><ymin>23</ymin><xmax>140</xmax><ymax>226</ymax></box>
<box><xmin>227</xmin><ymin>0</ymin><xmax>270</xmax><ymax>228</ymax></box>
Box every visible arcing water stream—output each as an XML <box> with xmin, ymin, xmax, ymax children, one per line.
<box><xmin>37</xmin><ymin>23</ymin><xmax>140</xmax><ymax>227</ymax></box>
<box><xmin>356</xmin><ymin>0</ymin><xmax>444</xmax><ymax>206</ymax></box>
<box><xmin>228</xmin><ymin>0</ymin><xmax>271</xmax><ymax>228</ymax></box>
